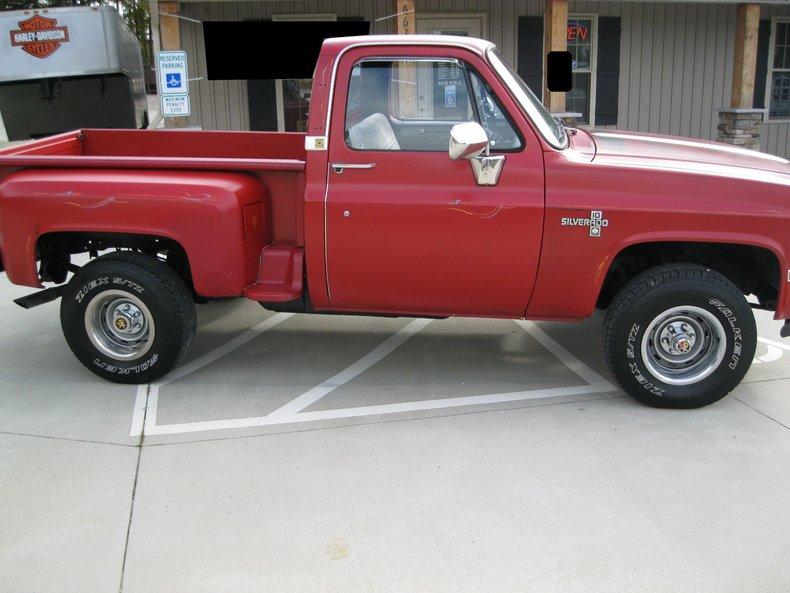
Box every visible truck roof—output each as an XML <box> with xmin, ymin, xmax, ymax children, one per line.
<box><xmin>321</xmin><ymin>34</ymin><xmax>495</xmax><ymax>56</ymax></box>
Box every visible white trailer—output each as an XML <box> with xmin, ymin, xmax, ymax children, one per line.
<box><xmin>0</xmin><ymin>6</ymin><xmax>147</xmax><ymax>140</ymax></box>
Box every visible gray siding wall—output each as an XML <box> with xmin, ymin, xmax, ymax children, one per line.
<box><xmin>179</xmin><ymin>0</ymin><xmax>790</xmax><ymax>158</ymax></box>
<box><xmin>179</xmin><ymin>0</ymin><xmax>393</xmax><ymax>130</ymax></box>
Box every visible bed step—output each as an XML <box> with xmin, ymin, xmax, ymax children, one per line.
<box><xmin>243</xmin><ymin>245</ymin><xmax>304</xmax><ymax>303</ymax></box>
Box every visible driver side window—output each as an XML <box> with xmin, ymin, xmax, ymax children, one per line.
<box><xmin>345</xmin><ymin>58</ymin><xmax>522</xmax><ymax>152</ymax></box>
<box><xmin>468</xmin><ymin>70</ymin><xmax>523</xmax><ymax>151</ymax></box>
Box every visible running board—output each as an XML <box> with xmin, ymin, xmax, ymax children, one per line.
<box><xmin>243</xmin><ymin>245</ymin><xmax>304</xmax><ymax>303</ymax></box>
<box><xmin>14</xmin><ymin>284</ymin><xmax>66</xmax><ymax>309</ymax></box>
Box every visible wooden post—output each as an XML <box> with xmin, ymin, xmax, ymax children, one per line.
<box><xmin>158</xmin><ymin>1</ymin><xmax>188</xmax><ymax>128</ymax></box>
<box><xmin>394</xmin><ymin>0</ymin><xmax>415</xmax><ymax>35</ymax></box>
<box><xmin>730</xmin><ymin>3</ymin><xmax>761</xmax><ymax>109</ymax></box>
<box><xmin>543</xmin><ymin>0</ymin><xmax>568</xmax><ymax>113</ymax></box>
<box><xmin>394</xmin><ymin>0</ymin><xmax>417</xmax><ymax>118</ymax></box>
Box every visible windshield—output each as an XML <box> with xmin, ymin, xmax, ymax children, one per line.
<box><xmin>487</xmin><ymin>49</ymin><xmax>568</xmax><ymax>149</ymax></box>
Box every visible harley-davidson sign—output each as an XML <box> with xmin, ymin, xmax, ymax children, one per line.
<box><xmin>10</xmin><ymin>14</ymin><xmax>70</xmax><ymax>59</ymax></box>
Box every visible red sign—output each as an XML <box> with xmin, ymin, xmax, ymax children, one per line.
<box><xmin>10</xmin><ymin>14</ymin><xmax>70</xmax><ymax>59</ymax></box>
<box><xmin>567</xmin><ymin>24</ymin><xmax>589</xmax><ymax>42</ymax></box>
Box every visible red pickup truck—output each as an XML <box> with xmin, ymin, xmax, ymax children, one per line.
<box><xmin>1</xmin><ymin>35</ymin><xmax>788</xmax><ymax>409</ymax></box>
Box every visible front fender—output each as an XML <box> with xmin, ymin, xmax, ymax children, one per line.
<box><xmin>528</xmin><ymin>220</ymin><xmax>789</xmax><ymax>321</ymax></box>
<box><xmin>529</xmin><ymin>151</ymin><xmax>790</xmax><ymax>321</ymax></box>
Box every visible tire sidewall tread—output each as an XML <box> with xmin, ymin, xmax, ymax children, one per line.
<box><xmin>60</xmin><ymin>252</ymin><xmax>196</xmax><ymax>384</ymax></box>
<box><xmin>603</xmin><ymin>264</ymin><xmax>756</xmax><ymax>408</ymax></box>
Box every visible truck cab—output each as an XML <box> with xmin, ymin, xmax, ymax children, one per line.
<box><xmin>302</xmin><ymin>37</ymin><xmax>546</xmax><ymax>318</ymax></box>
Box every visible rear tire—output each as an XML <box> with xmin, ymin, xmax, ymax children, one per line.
<box><xmin>61</xmin><ymin>252</ymin><xmax>196</xmax><ymax>384</ymax></box>
<box><xmin>603</xmin><ymin>264</ymin><xmax>756</xmax><ymax>408</ymax></box>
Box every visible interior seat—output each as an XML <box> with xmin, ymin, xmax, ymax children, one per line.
<box><xmin>347</xmin><ymin>113</ymin><xmax>400</xmax><ymax>151</ymax></box>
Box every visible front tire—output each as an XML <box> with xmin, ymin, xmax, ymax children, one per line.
<box><xmin>61</xmin><ymin>252</ymin><xmax>196</xmax><ymax>384</ymax></box>
<box><xmin>603</xmin><ymin>264</ymin><xmax>756</xmax><ymax>408</ymax></box>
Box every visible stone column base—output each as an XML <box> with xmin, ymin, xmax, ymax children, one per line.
<box><xmin>717</xmin><ymin>108</ymin><xmax>765</xmax><ymax>151</ymax></box>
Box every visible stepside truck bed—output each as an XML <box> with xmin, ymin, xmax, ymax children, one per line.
<box><xmin>0</xmin><ymin>129</ymin><xmax>307</xmax><ymax>296</ymax></box>
<box><xmin>0</xmin><ymin>128</ymin><xmax>306</xmax><ymax>171</ymax></box>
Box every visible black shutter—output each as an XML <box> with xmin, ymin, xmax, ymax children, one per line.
<box><xmin>517</xmin><ymin>17</ymin><xmax>544</xmax><ymax>97</ymax></box>
<box><xmin>595</xmin><ymin>17</ymin><xmax>621</xmax><ymax>126</ymax></box>
<box><xmin>248</xmin><ymin>80</ymin><xmax>277</xmax><ymax>131</ymax></box>
<box><xmin>754</xmin><ymin>19</ymin><xmax>772</xmax><ymax>109</ymax></box>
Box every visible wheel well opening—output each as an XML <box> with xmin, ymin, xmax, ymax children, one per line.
<box><xmin>597</xmin><ymin>242</ymin><xmax>781</xmax><ymax>311</ymax></box>
<box><xmin>36</xmin><ymin>232</ymin><xmax>196</xmax><ymax>295</ymax></box>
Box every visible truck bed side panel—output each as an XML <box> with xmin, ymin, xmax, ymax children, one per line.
<box><xmin>0</xmin><ymin>168</ymin><xmax>267</xmax><ymax>296</ymax></box>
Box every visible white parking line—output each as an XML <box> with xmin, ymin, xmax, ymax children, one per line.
<box><xmin>129</xmin><ymin>316</ymin><xmax>789</xmax><ymax>437</ymax></box>
<box><xmin>753</xmin><ymin>342</ymin><xmax>783</xmax><ymax>364</ymax></box>
<box><xmin>162</xmin><ymin>312</ymin><xmax>295</xmax><ymax>387</ymax></box>
<box><xmin>129</xmin><ymin>312</ymin><xmax>294</xmax><ymax>436</ymax></box>
<box><xmin>130</xmin><ymin>316</ymin><xmax>619</xmax><ymax>437</ymax></box>
<box><xmin>268</xmin><ymin>318</ymin><xmax>432</xmax><ymax>417</ymax></box>
<box><xmin>752</xmin><ymin>337</ymin><xmax>788</xmax><ymax>365</ymax></box>
<box><xmin>757</xmin><ymin>336</ymin><xmax>790</xmax><ymax>352</ymax></box>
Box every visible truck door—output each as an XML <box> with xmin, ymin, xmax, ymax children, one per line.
<box><xmin>325</xmin><ymin>49</ymin><xmax>545</xmax><ymax>317</ymax></box>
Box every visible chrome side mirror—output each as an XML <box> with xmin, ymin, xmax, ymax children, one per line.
<box><xmin>449</xmin><ymin>122</ymin><xmax>505</xmax><ymax>186</ymax></box>
<box><xmin>449</xmin><ymin>122</ymin><xmax>489</xmax><ymax>160</ymax></box>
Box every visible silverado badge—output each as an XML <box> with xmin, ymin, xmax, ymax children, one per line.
<box><xmin>561</xmin><ymin>210</ymin><xmax>609</xmax><ymax>238</ymax></box>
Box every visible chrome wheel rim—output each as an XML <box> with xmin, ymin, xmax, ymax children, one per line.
<box><xmin>84</xmin><ymin>290</ymin><xmax>155</xmax><ymax>361</ymax></box>
<box><xmin>640</xmin><ymin>305</ymin><xmax>726</xmax><ymax>386</ymax></box>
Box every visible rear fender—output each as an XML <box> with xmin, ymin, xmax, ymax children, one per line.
<box><xmin>0</xmin><ymin>169</ymin><xmax>268</xmax><ymax>296</ymax></box>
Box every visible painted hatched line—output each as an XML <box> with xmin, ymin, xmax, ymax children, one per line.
<box><xmin>131</xmin><ymin>316</ymin><xmax>619</xmax><ymax>437</ymax></box>
<box><xmin>129</xmin><ymin>312</ymin><xmax>294</xmax><ymax>436</ymax></box>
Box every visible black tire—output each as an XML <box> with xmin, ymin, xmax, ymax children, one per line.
<box><xmin>603</xmin><ymin>264</ymin><xmax>756</xmax><ymax>408</ymax></box>
<box><xmin>60</xmin><ymin>252</ymin><xmax>196</xmax><ymax>384</ymax></box>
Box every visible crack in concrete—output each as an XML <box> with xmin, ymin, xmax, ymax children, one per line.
<box><xmin>0</xmin><ymin>430</ymin><xmax>134</xmax><ymax>448</ymax></box>
<box><xmin>732</xmin><ymin>394</ymin><xmax>790</xmax><ymax>432</ymax></box>
<box><xmin>118</xmin><ymin>384</ymin><xmax>148</xmax><ymax>593</ymax></box>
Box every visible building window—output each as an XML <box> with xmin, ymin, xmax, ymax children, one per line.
<box><xmin>277</xmin><ymin>79</ymin><xmax>313</xmax><ymax>132</ymax></box>
<box><xmin>566</xmin><ymin>16</ymin><xmax>597</xmax><ymax>125</ymax></box>
<box><xmin>769</xmin><ymin>19</ymin><xmax>790</xmax><ymax>120</ymax></box>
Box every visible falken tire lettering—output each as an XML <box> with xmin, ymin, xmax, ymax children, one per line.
<box><xmin>93</xmin><ymin>353</ymin><xmax>159</xmax><ymax>374</ymax></box>
<box><xmin>709</xmin><ymin>297</ymin><xmax>743</xmax><ymax>370</ymax></box>
<box><xmin>627</xmin><ymin>322</ymin><xmax>665</xmax><ymax>396</ymax></box>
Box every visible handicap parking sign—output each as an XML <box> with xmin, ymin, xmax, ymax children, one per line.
<box><xmin>157</xmin><ymin>51</ymin><xmax>188</xmax><ymax>95</ymax></box>
<box><xmin>166</xmin><ymin>73</ymin><xmax>182</xmax><ymax>88</ymax></box>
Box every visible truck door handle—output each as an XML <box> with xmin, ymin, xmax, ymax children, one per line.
<box><xmin>332</xmin><ymin>163</ymin><xmax>376</xmax><ymax>174</ymax></box>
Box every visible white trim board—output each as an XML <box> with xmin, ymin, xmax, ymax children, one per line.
<box><xmin>764</xmin><ymin>17</ymin><xmax>790</xmax><ymax>124</ymax></box>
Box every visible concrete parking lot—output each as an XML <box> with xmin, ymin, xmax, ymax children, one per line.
<box><xmin>2</xmin><ymin>270</ymin><xmax>790</xmax><ymax>593</ymax></box>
